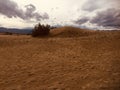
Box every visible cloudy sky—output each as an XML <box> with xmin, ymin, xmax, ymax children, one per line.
<box><xmin>0</xmin><ymin>0</ymin><xmax>120</xmax><ymax>29</ymax></box>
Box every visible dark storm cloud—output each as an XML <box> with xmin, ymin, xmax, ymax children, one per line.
<box><xmin>90</xmin><ymin>8</ymin><xmax>120</xmax><ymax>28</ymax></box>
<box><xmin>0</xmin><ymin>0</ymin><xmax>49</xmax><ymax>21</ymax></box>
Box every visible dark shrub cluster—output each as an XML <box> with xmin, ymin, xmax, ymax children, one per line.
<box><xmin>32</xmin><ymin>23</ymin><xmax>51</xmax><ymax>37</ymax></box>
<box><xmin>4</xmin><ymin>32</ymin><xmax>12</xmax><ymax>35</ymax></box>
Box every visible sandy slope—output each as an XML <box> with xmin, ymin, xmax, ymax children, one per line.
<box><xmin>0</xmin><ymin>27</ymin><xmax>120</xmax><ymax>90</ymax></box>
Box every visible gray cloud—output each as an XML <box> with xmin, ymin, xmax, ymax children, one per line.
<box><xmin>74</xmin><ymin>0</ymin><xmax>120</xmax><ymax>29</ymax></box>
<box><xmin>24</xmin><ymin>4</ymin><xmax>49</xmax><ymax>21</ymax></box>
<box><xmin>0</xmin><ymin>0</ymin><xmax>24</xmax><ymax>18</ymax></box>
<box><xmin>90</xmin><ymin>8</ymin><xmax>120</xmax><ymax>28</ymax></box>
<box><xmin>0</xmin><ymin>0</ymin><xmax>49</xmax><ymax>21</ymax></box>
<box><xmin>82</xmin><ymin>0</ymin><xmax>104</xmax><ymax>12</ymax></box>
<box><xmin>74</xmin><ymin>17</ymin><xmax>89</xmax><ymax>25</ymax></box>
<box><xmin>82</xmin><ymin>0</ymin><xmax>120</xmax><ymax>12</ymax></box>
<box><xmin>74</xmin><ymin>8</ymin><xmax>120</xmax><ymax>29</ymax></box>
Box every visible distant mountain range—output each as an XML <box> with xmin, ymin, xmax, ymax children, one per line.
<box><xmin>0</xmin><ymin>27</ymin><xmax>32</xmax><ymax>34</ymax></box>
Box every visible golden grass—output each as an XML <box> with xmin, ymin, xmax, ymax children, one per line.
<box><xmin>0</xmin><ymin>27</ymin><xmax>120</xmax><ymax>90</ymax></box>
<box><xmin>50</xmin><ymin>26</ymin><xmax>97</xmax><ymax>37</ymax></box>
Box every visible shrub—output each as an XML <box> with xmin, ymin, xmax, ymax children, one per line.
<box><xmin>4</xmin><ymin>32</ymin><xmax>12</xmax><ymax>35</ymax></box>
<box><xmin>32</xmin><ymin>23</ymin><xmax>50</xmax><ymax>37</ymax></box>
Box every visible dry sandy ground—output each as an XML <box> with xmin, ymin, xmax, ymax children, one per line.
<box><xmin>0</xmin><ymin>27</ymin><xmax>120</xmax><ymax>90</ymax></box>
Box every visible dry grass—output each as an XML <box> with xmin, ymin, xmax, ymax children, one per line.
<box><xmin>0</xmin><ymin>27</ymin><xmax>120</xmax><ymax>90</ymax></box>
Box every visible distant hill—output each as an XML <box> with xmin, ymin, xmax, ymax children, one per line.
<box><xmin>50</xmin><ymin>26</ymin><xmax>97</xmax><ymax>37</ymax></box>
<box><xmin>0</xmin><ymin>27</ymin><xmax>32</xmax><ymax>35</ymax></box>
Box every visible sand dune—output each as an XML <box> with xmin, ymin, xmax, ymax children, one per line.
<box><xmin>0</xmin><ymin>27</ymin><xmax>120</xmax><ymax>90</ymax></box>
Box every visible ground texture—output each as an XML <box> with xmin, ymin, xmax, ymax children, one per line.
<box><xmin>0</xmin><ymin>27</ymin><xmax>120</xmax><ymax>90</ymax></box>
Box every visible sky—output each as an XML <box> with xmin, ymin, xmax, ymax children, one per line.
<box><xmin>0</xmin><ymin>0</ymin><xmax>120</xmax><ymax>30</ymax></box>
